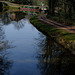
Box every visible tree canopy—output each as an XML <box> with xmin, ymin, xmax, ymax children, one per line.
<box><xmin>48</xmin><ymin>0</ymin><xmax>75</xmax><ymax>25</ymax></box>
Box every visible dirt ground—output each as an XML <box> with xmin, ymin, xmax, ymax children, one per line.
<box><xmin>38</xmin><ymin>15</ymin><xmax>75</xmax><ymax>34</ymax></box>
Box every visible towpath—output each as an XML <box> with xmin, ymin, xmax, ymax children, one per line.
<box><xmin>38</xmin><ymin>15</ymin><xmax>75</xmax><ymax>34</ymax></box>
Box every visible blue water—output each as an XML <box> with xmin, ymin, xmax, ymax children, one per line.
<box><xmin>4</xmin><ymin>18</ymin><xmax>41</xmax><ymax>75</ymax></box>
<box><xmin>0</xmin><ymin>11</ymin><xmax>75</xmax><ymax>75</ymax></box>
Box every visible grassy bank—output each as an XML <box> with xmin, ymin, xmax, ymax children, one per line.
<box><xmin>30</xmin><ymin>16</ymin><xmax>75</xmax><ymax>54</ymax></box>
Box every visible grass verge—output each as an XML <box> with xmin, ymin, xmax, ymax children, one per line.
<box><xmin>30</xmin><ymin>15</ymin><xmax>75</xmax><ymax>54</ymax></box>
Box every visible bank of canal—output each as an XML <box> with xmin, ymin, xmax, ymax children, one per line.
<box><xmin>0</xmin><ymin>11</ymin><xmax>75</xmax><ymax>75</ymax></box>
<box><xmin>30</xmin><ymin>15</ymin><xmax>75</xmax><ymax>55</ymax></box>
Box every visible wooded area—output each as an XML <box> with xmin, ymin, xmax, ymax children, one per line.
<box><xmin>4</xmin><ymin>0</ymin><xmax>48</xmax><ymax>6</ymax></box>
<box><xmin>48</xmin><ymin>0</ymin><xmax>75</xmax><ymax>25</ymax></box>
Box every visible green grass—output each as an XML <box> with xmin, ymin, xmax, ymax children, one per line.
<box><xmin>30</xmin><ymin>16</ymin><xmax>75</xmax><ymax>41</ymax></box>
<box><xmin>62</xmin><ymin>34</ymin><xmax>75</xmax><ymax>41</ymax></box>
<box><xmin>30</xmin><ymin>15</ymin><xmax>75</xmax><ymax>52</ymax></box>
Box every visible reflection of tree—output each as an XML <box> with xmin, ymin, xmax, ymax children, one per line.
<box><xmin>0</xmin><ymin>22</ymin><xmax>12</xmax><ymax>50</ymax></box>
<box><xmin>36</xmin><ymin>33</ymin><xmax>75</xmax><ymax>75</ymax></box>
<box><xmin>10</xmin><ymin>12</ymin><xmax>25</xmax><ymax>21</ymax></box>
<box><xmin>0</xmin><ymin>51</ymin><xmax>12</xmax><ymax>75</ymax></box>
<box><xmin>0</xmin><ymin>24</ymin><xmax>13</xmax><ymax>75</ymax></box>
<box><xmin>0</xmin><ymin>11</ymin><xmax>26</xmax><ymax>30</ymax></box>
<box><xmin>10</xmin><ymin>12</ymin><xmax>25</xmax><ymax>30</ymax></box>
<box><xmin>12</xmin><ymin>19</ymin><xmax>25</xmax><ymax>30</ymax></box>
<box><xmin>10</xmin><ymin>13</ymin><xmax>16</xmax><ymax>20</ymax></box>
<box><xmin>0</xmin><ymin>2</ymin><xmax>3</xmax><ymax>12</ymax></box>
<box><xmin>1</xmin><ymin>13</ymin><xmax>11</xmax><ymax>25</ymax></box>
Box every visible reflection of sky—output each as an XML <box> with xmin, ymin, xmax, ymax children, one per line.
<box><xmin>4</xmin><ymin>18</ymin><xmax>41</xmax><ymax>75</ymax></box>
<box><xmin>11</xmin><ymin>19</ymin><xmax>25</xmax><ymax>30</ymax></box>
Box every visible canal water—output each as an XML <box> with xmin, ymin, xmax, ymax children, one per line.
<box><xmin>0</xmin><ymin>11</ymin><xmax>75</xmax><ymax>75</ymax></box>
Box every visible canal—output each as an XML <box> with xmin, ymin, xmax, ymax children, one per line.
<box><xmin>0</xmin><ymin>11</ymin><xmax>75</xmax><ymax>75</ymax></box>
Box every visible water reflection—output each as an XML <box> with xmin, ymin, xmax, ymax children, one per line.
<box><xmin>12</xmin><ymin>20</ymin><xmax>24</xmax><ymax>30</ymax></box>
<box><xmin>0</xmin><ymin>11</ymin><xmax>26</xmax><ymax>30</ymax></box>
<box><xmin>0</xmin><ymin>22</ymin><xmax>11</xmax><ymax>50</ymax></box>
<box><xmin>10</xmin><ymin>12</ymin><xmax>25</xmax><ymax>21</ymax></box>
<box><xmin>36</xmin><ymin>33</ymin><xmax>75</xmax><ymax>75</ymax></box>
<box><xmin>0</xmin><ymin>51</ymin><xmax>12</xmax><ymax>75</ymax></box>
<box><xmin>0</xmin><ymin>2</ymin><xmax>3</xmax><ymax>12</ymax></box>
<box><xmin>0</xmin><ymin>13</ymin><xmax>11</xmax><ymax>25</ymax></box>
<box><xmin>0</xmin><ymin>10</ymin><xmax>75</xmax><ymax>75</ymax></box>
<box><xmin>0</xmin><ymin>23</ymin><xmax>13</xmax><ymax>75</ymax></box>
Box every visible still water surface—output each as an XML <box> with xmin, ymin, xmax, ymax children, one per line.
<box><xmin>0</xmin><ymin>11</ymin><xmax>75</xmax><ymax>75</ymax></box>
